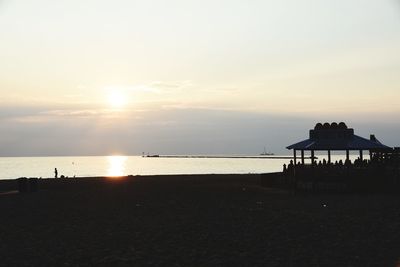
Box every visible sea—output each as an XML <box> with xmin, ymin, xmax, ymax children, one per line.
<box><xmin>0</xmin><ymin>154</ymin><xmax>360</xmax><ymax>180</ymax></box>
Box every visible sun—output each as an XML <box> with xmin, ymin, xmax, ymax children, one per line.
<box><xmin>107</xmin><ymin>90</ymin><xmax>127</xmax><ymax>108</ymax></box>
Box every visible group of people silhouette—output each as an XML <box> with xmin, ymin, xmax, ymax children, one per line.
<box><xmin>283</xmin><ymin>152</ymin><xmax>399</xmax><ymax>174</ymax></box>
<box><xmin>283</xmin><ymin>158</ymin><xmax>374</xmax><ymax>173</ymax></box>
<box><xmin>54</xmin><ymin>167</ymin><xmax>75</xmax><ymax>178</ymax></box>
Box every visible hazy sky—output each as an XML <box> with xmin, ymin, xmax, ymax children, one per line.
<box><xmin>1</xmin><ymin>0</ymin><xmax>399</xmax><ymax>156</ymax></box>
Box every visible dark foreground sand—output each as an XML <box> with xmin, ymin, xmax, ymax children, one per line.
<box><xmin>1</xmin><ymin>174</ymin><xmax>400</xmax><ymax>267</ymax></box>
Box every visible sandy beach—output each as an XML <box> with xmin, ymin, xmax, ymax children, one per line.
<box><xmin>1</xmin><ymin>174</ymin><xmax>400</xmax><ymax>266</ymax></box>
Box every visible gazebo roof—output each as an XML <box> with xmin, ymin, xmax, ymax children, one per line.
<box><xmin>287</xmin><ymin>122</ymin><xmax>391</xmax><ymax>151</ymax></box>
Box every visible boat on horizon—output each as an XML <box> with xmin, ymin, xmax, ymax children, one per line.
<box><xmin>260</xmin><ymin>147</ymin><xmax>274</xmax><ymax>156</ymax></box>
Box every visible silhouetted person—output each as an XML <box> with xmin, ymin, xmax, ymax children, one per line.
<box><xmin>54</xmin><ymin>168</ymin><xmax>58</xmax><ymax>178</ymax></box>
<box><xmin>283</xmin><ymin>164</ymin><xmax>287</xmax><ymax>172</ymax></box>
<box><xmin>288</xmin><ymin>160</ymin><xmax>294</xmax><ymax>173</ymax></box>
<box><xmin>345</xmin><ymin>159</ymin><xmax>351</xmax><ymax>167</ymax></box>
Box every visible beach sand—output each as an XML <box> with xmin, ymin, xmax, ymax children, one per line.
<box><xmin>1</xmin><ymin>174</ymin><xmax>400</xmax><ymax>266</ymax></box>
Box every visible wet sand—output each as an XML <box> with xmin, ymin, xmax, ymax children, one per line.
<box><xmin>1</xmin><ymin>174</ymin><xmax>400</xmax><ymax>266</ymax></box>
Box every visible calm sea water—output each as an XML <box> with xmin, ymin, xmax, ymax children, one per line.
<box><xmin>0</xmin><ymin>156</ymin><xmax>291</xmax><ymax>180</ymax></box>
<box><xmin>0</xmin><ymin>154</ymin><xmax>360</xmax><ymax>180</ymax></box>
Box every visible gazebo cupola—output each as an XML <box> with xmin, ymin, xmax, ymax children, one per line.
<box><xmin>287</xmin><ymin>122</ymin><xmax>390</xmax><ymax>165</ymax></box>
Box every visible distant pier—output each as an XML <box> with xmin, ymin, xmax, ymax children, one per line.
<box><xmin>146</xmin><ymin>155</ymin><xmax>313</xmax><ymax>159</ymax></box>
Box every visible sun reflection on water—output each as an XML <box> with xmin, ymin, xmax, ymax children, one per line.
<box><xmin>107</xmin><ymin>156</ymin><xmax>127</xmax><ymax>177</ymax></box>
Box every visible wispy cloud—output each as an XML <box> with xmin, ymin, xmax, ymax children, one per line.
<box><xmin>149</xmin><ymin>80</ymin><xmax>193</xmax><ymax>90</ymax></box>
<box><xmin>40</xmin><ymin>109</ymin><xmax>103</xmax><ymax>117</ymax></box>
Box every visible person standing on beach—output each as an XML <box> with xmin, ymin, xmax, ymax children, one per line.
<box><xmin>54</xmin><ymin>168</ymin><xmax>58</xmax><ymax>178</ymax></box>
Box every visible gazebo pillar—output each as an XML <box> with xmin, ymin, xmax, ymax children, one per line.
<box><xmin>311</xmin><ymin>150</ymin><xmax>315</xmax><ymax>164</ymax></box>
<box><xmin>346</xmin><ymin>150</ymin><xmax>350</xmax><ymax>161</ymax></box>
<box><xmin>328</xmin><ymin>150</ymin><xmax>331</xmax><ymax>163</ymax></box>
<box><xmin>301</xmin><ymin>150</ymin><xmax>305</xmax><ymax>164</ymax></box>
<box><xmin>293</xmin><ymin>150</ymin><xmax>297</xmax><ymax>166</ymax></box>
<box><xmin>359</xmin><ymin>150</ymin><xmax>363</xmax><ymax>161</ymax></box>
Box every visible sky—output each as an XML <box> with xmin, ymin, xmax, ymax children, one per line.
<box><xmin>0</xmin><ymin>0</ymin><xmax>400</xmax><ymax>156</ymax></box>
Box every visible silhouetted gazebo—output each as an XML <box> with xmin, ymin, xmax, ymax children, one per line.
<box><xmin>287</xmin><ymin>122</ymin><xmax>391</xmax><ymax>165</ymax></box>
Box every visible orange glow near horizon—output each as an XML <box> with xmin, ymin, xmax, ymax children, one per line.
<box><xmin>107</xmin><ymin>156</ymin><xmax>127</xmax><ymax>177</ymax></box>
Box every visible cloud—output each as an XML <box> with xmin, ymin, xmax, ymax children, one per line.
<box><xmin>0</xmin><ymin>103</ymin><xmax>398</xmax><ymax>156</ymax></box>
<box><xmin>149</xmin><ymin>80</ymin><xmax>193</xmax><ymax>89</ymax></box>
<box><xmin>63</xmin><ymin>94</ymin><xmax>85</xmax><ymax>99</ymax></box>
<box><xmin>129</xmin><ymin>85</ymin><xmax>160</xmax><ymax>93</ymax></box>
<box><xmin>0</xmin><ymin>104</ymin><xmax>128</xmax><ymax>125</ymax></box>
<box><xmin>103</xmin><ymin>84</ymin><xmax>162</xmax><ymax>95</ymax></box>
<box><xmin>114</xmin><ymin>81</ymin><xmax>195</xmax><ymax>95</ymax></box>
<box><xmin>0</xmin><ymin>106</ymin><xmax>308</xmax><ymax>156</ymax></box>
<box><xmin>0</xmin><ymin>0</ymin><xmax>6</xmax><ymax>12</ymax></box>
<box><xmin>41</xmin><ymin>109</ymin><xmax>107</xmax><ymax>117</ymax></box>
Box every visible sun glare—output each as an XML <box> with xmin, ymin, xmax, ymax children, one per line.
<box><xmin>107</xmin><ymin>156</ymin><xmax>127</xmax><ymax>177</ymax></box>
<box><xmin>107</xmin><ymin>90</ymin><xmax>127</xmax><ymax>108</ymax></box>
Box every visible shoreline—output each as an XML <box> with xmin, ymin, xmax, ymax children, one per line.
<box><xmin>0</xmin><ymin>173</ymin><xmax>268</xmax><ymax>193</ymax></box>
<box><xmin>0</xmin><ymin>172</ymin><xmax>272</xmax><ymax>182</ymax></box>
